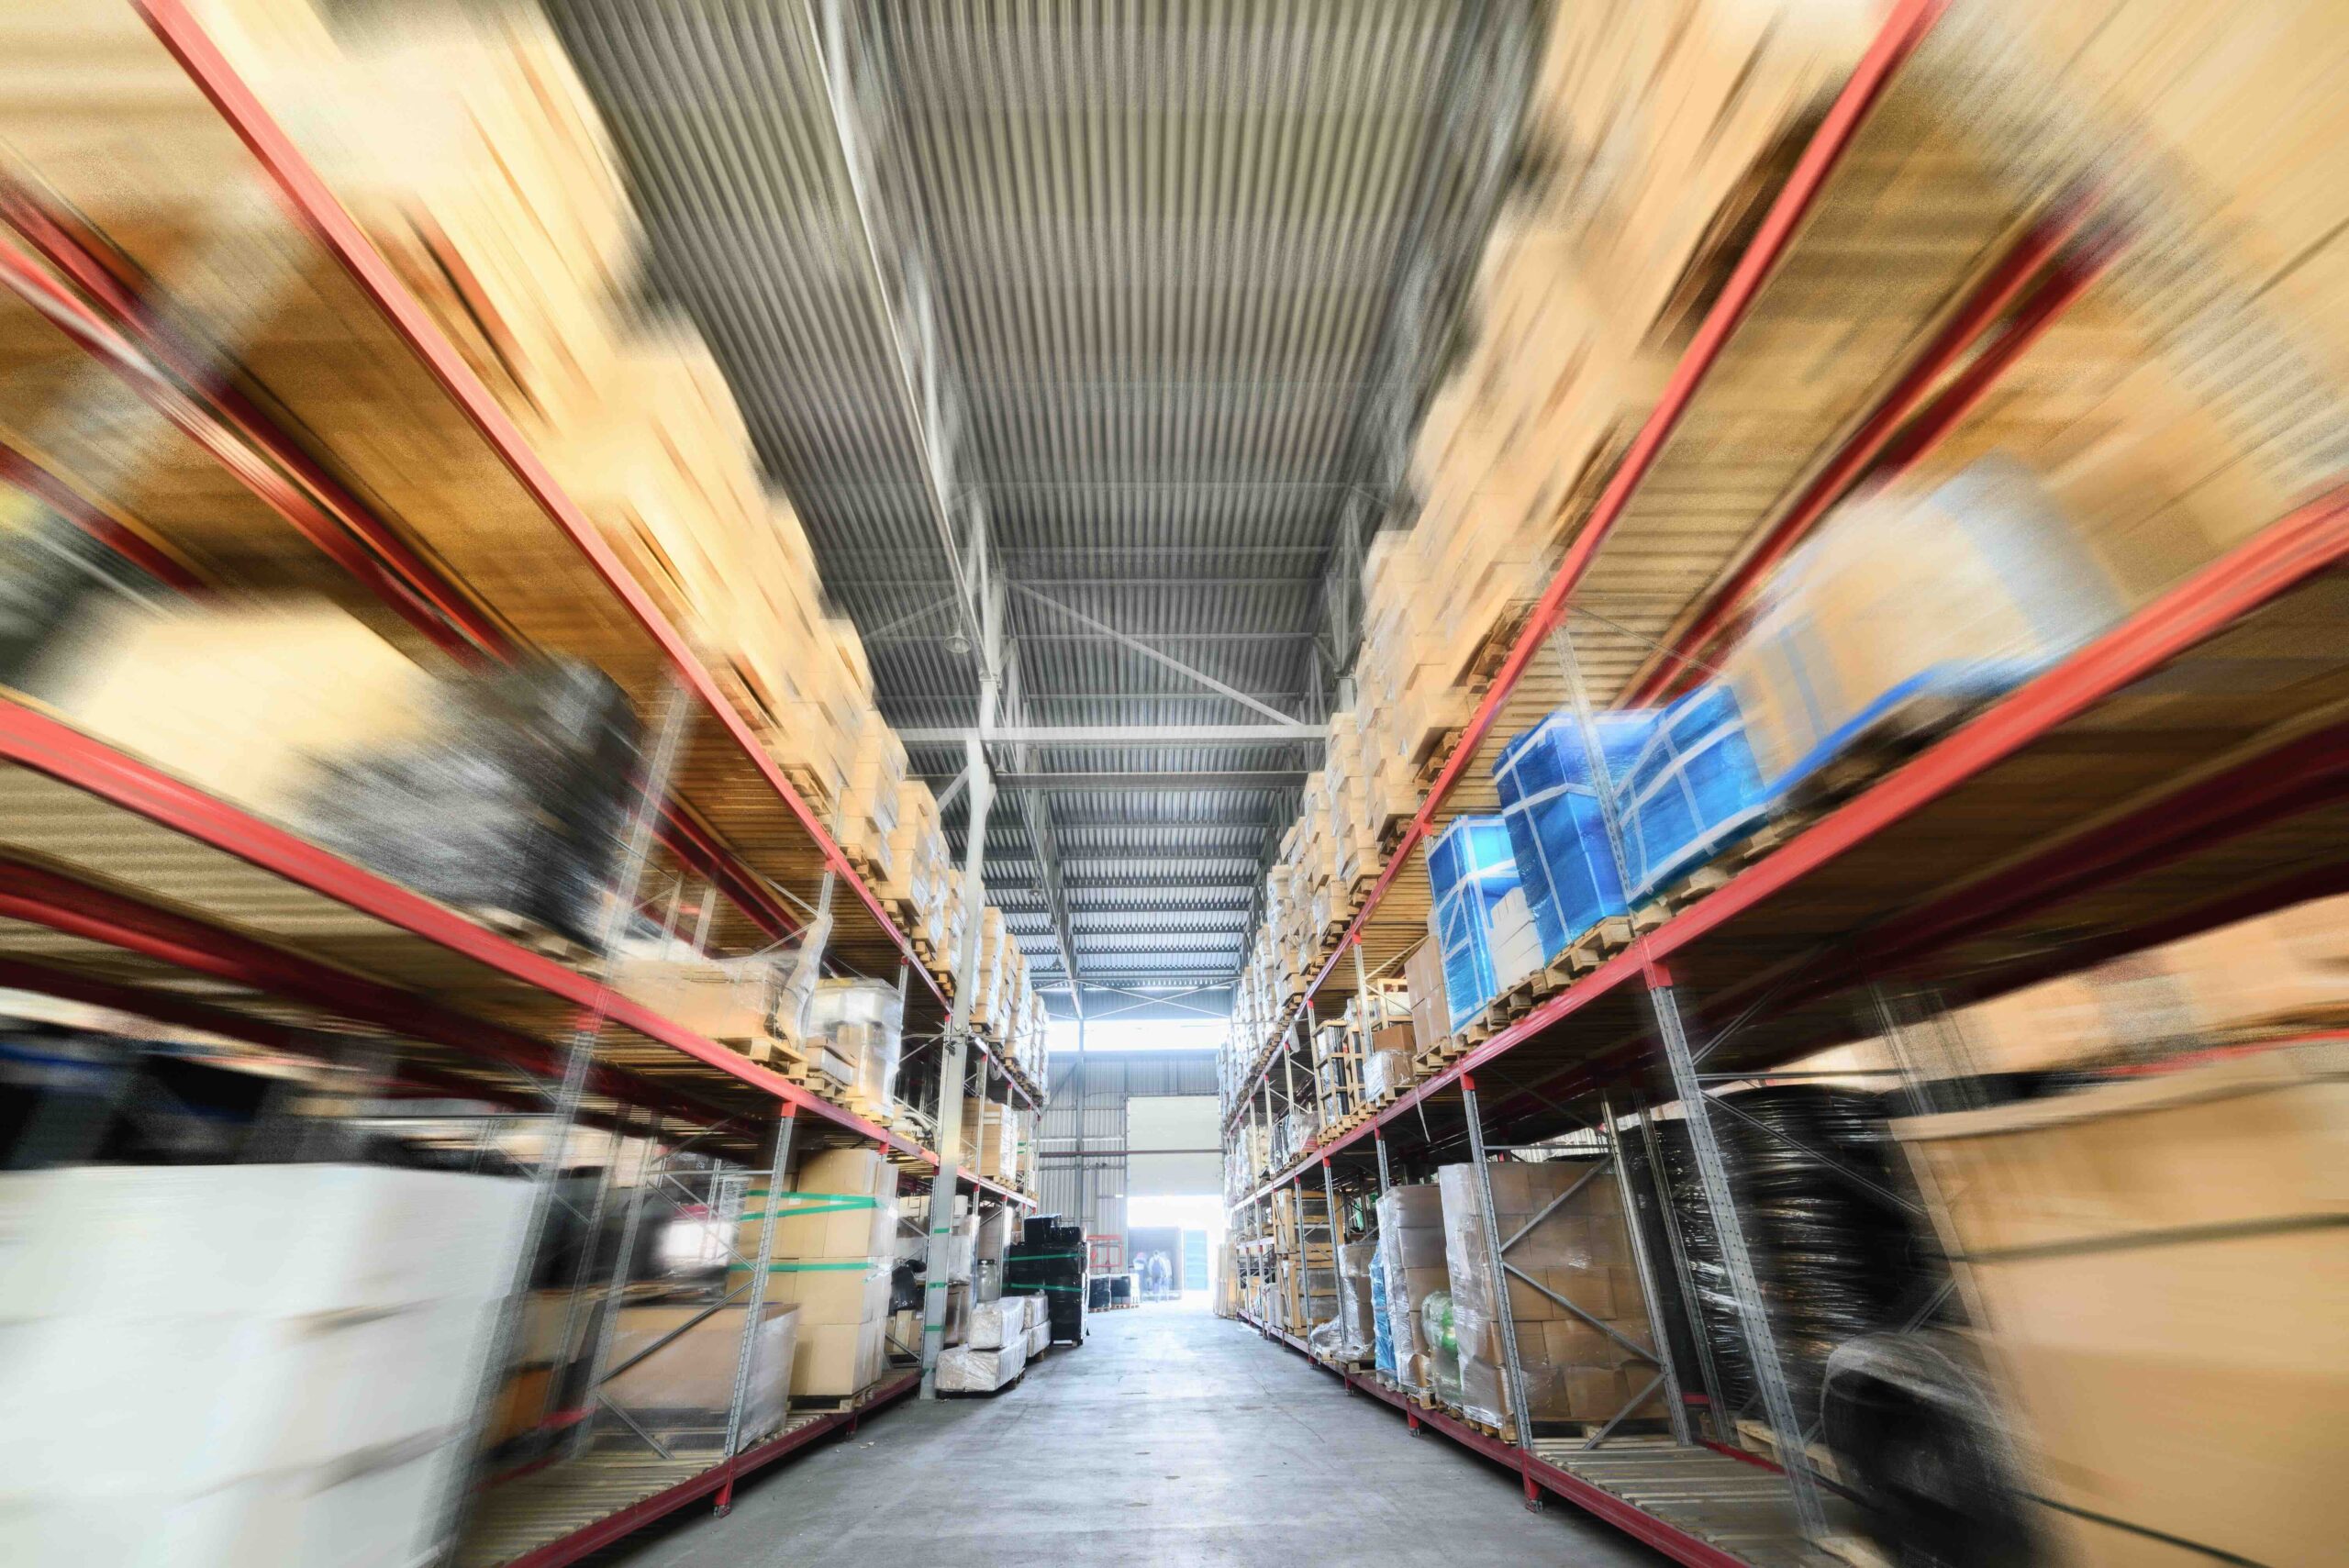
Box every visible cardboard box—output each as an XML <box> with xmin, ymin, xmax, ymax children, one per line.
<box><xmin>772</xmin><ymin>1262</ymin><xmax>891</xmax><ymax>1329</ymax></box>
<box><xmin>32</xmin><ymin>600</ymin><xmax>439</xmax><ymax>825</ymax></box>
<box><xmin>740</xmin><ymin>1147</ymin><xmax>896</xmax><ymax>1262</ymax></box>
<box><xmin>603</xmin><ymin>1303</ymin><xmax>796</xmax><ymax>1436</ymax></box>
<box><xmin>1896</xmin><ymin>1041</ymin><xmax>2348</xmax><ymax>1568</ymax></box>
<box><xmin>793</xmin><ymin>1318</ymin><xmax>889</xmax><ymax>1399</ymax></box>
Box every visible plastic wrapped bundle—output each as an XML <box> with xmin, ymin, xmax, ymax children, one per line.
<box><xmin>1419</xmin><ymin>1290</ymin><xmax>1462</xmax><ymax>1407</ymax></box>
<box><xmin>1618</xmin><ymin>683</ymin><xmax>1769</xmax><ymax>905</ymax></box>
<box><xmin>807</xmin><ymin>980</ymin><xmax>905</xmax><ymax>1111</ymax></box>
<box><xmin>1376</xmin><ymin>1184</ymin><xmax>1447</xmax><ymax>1394</ymax></box>
<box><xmin>1653</xmin><ymin>1088</ymin><xmax>1927</xmax><ymax>1419</ymax></box>
<box><xmin>1370</xmin><ymin>1241</ymin><xmax>1396</xmax><ymax>1377</ymax></box>
<box><xmin>302</xmin><ymin>660</ymin><xmax>640</xmax><ymax>948</ymax></box>
<box><xmin>1334</xmin><ymin>1240</ymin><xmax>1377</xmax><ymax>1361</ymax></box>
<box><xmin>936</xmin><ymin>1337</ymin><xmax>1026</xmax><ymax>1394</ymax></box>
<box><xmin>1425</xmin><ymin>816</ymin><xmax>1522</xmax><ymax>1033</ymax></box>
<box><xmin>1724</xmin><ymin>459</ymin><xmax>2125</xmax><ymax>800</ymax></box>
<box><xmin>1493</xmin><ymin>709</ymin><xmax>1657</xmax><ymax>961</ymax></box>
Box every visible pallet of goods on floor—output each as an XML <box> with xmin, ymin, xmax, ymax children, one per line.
<box><xmin>0</xmin><ymin>5</ymin><xmax>1052</xmax><ymax>1567</ymax></box>
<box><xmin>1222</xmin><ymin>0</ymin><xmax>2349</xmax><ymax>1564</ymax></box>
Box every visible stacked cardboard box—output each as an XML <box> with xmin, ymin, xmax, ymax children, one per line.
<box><xmin>740</xmin><ymin>1148</ymin><xmax>899</xmax><ymax>1401</ymax></box>
<box><xmin>1438</xmin><ymin>1160</ymin><xmax>1664</xmax><ymax>1429</ymax></box>
<box><xmin>960</xmin><ymin>1096</ymin><xmax>1019</xmax><ymax>1184</ymax></box>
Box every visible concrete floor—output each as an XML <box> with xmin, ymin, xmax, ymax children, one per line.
<box><xmin>592</xmin><ymin>1296</ymin><xmax>1665</xmax><ymax>1568</ymax></box>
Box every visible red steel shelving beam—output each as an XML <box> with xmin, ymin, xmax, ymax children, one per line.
<box><xmin>0</xmin><ymin>203</ymin><xmax>504</xmax><ymax>662</ymax></box>
<box><xmin>0</xmin><ymin>953</ymin><xmax>539</xmax><ymax>1109</ymax></box>
<box><xmin>1239</xmin><ymin>486</ymin><xmax>2349</xmax><ymax>1202</ymax></box>
<box><xmin>0</xmin><ymin>696</ymin><xmax>926</xmax><ymax>1151</ymax></box>
<box><xmin>1226</xmin><ymin>0</ymin><xmax>1948</xmax><ymax>1130</ymax></box>
<box><xmin>129</xmin><ymin>0</ymin><xmax>941</xmax><ymax>1006</ymax></box>
<box><xmin>0</xmin><ymin>441</ymin><xmax>205</xmax><ymax>595</ymax></box>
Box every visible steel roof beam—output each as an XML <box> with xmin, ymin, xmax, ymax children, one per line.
<box><xmin>903</xmin><ymin>724</ymin><xmax>1322</xmax><ymax>745</ymax></box>
<box><xmin>990</xmin><ymin>771</ymin><xmax>1308</xmax><ymax>791</ymax></box>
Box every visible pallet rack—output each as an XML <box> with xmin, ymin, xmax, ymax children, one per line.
<box><xmin>1222</xmin><ymin>2</ymin><xmax>2349</xmax><ymax>1562</ymax></box>
<box><xmin>0</xmin><ymin>5</ymin><xmax>1042</xmax><ymax>1563</ymax></box>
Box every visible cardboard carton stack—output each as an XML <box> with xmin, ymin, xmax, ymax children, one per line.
<box><xmin>960</xmin><ymin>1096</ymin><xmax>1020</xmax><ymax>1185</ymax></box>
<box><xmin>836</xmin><ymin>711</ymin><xmax>910</xmax><ymax>882</ymax></box>
<box><xmin>741</xmin><ymin>1147</ymin><xmax>899</xmax><ymax>1402</ymax></box>
<box><xmin>1437</xmin><ymin>1159</ymin><xmax>1665</xmax><ymax>1430</ymax></box>
<box><xmin>1242</xmin><ymin>0</ymin><xmax>1878</xmax><ymax>940</ymax></box>
<box><xmin>1404</xmin><ymin>934</ymin><xmax>1452</xmax><ymax>1064</ymax></box>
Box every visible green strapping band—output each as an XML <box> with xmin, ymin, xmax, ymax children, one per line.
<box><xmin>1009</xmin><ymin>1250</ymin><xmax>1084</xmax><ymax>1262</ymax></box>
<box><xmin>725</xmin><ymin>1261</ymin><xmax>877</xmax><ymax>1274</ymax></box>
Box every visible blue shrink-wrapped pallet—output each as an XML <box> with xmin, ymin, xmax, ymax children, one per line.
<box><xmin>1370</xmin><ymin>1240</ymin><xmax>1396</xmax><ymax>1377</ymax></box>
<box><xmin>1619</xmin><ymin>684</ymin><xmax>1771</xmax><ymax>905</ymax></box>
<box><xmin>1492</xmin><ymin>708</ymin><xmax>1659</xmax><ymax>962</ymax></box>
<box><xmin>1426</xmin><ymin>816</ymin><xmax>1520</xmax><ymax>1035</ymax></box>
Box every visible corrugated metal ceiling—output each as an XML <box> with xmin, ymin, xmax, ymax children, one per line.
<box><xmin>551</xmin><ymin>0</ymin><xmax>1531</xmax><ymax>1008</ymax></box>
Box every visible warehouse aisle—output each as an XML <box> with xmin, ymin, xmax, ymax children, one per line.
<box><xmin>589</xmin><ymin>1302</ymin><xmax>1664</xmax><ymax>1568</ymax></box>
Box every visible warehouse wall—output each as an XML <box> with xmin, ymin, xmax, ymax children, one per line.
<box><xmin>1036</xmin><ymin>1048</ymin><xmax>1219</xmax><ymax>1246</ymax></box>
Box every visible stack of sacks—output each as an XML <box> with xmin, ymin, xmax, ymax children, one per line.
<box><xmin>1425</xmin><ymin>817</ymin><xmax>1523</xmax><ymax>1034</ymax></box>
<box><xmin>1375</xmin><ymin>1183</ymin><xmax>1450</xmax><ymax>1395</ymax></box>
<box><xmin>804</xmin><ymin>979</ymin><xmax>904</xmax><ymax>1117</ymax></box>
<box><xmin>741</xmin><ymin>1148</ymin><xmax>898</xmax><ymax>1401</ymax></box>
<box><xmin>1493</xmin><ymin>710</ymin><xmax>1653</xmax><ymax>962</ymax></box>
<box><xmin>936</xmin><ymin>1299</ymin><xmax>1026</xmax><ymax>1394</ymax></box>
<box><xmin>0</xmin><ymin>1164</ymin><xmax>529</xmax><ymax>1568</ymax></box>
<box><xmin>1020</xmin><ymin>1292</ymin><xmax>1052</xmax><ymax>1359</ymax></box>
<box><xmin>1438</xmin><ymin>1160</ymin><xmax>1665</xmax><ymax>1430</ymax></box>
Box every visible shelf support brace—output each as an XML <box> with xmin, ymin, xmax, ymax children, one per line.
<box><xmin>1548</xmin><ymin>622</ymin><xmax>1828</xmax><ymax>1537</ymax></box>
<box><xmin>1458</xmin><ymin>1073</ymin><xmax>1542</xmax><ymax>1507</ymax></box>
<box><xmin>920</xmin><ymin>578</ymin><xmax>1002</xmax><ymax>1397</ymax></box>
